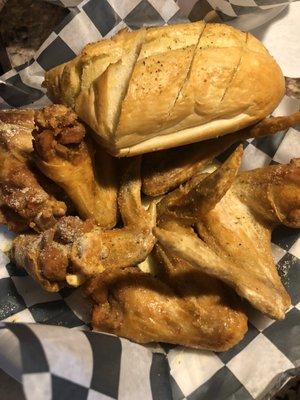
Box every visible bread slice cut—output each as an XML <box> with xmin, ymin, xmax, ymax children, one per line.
<box><xmin>113</xmin><ymin>24</ymin><xmax>284</xmax><ymax>156</ymax></box>
<box><xmin>116</xmin><ymin>22</ymin><xmax>206</xmax><ymax>140</ymax></box>
<box><xmin>44</xmin><ymin>36</ymin><xmax>124</xmax><ymax>109</ymax></box>
<box><xmin>75</xmin><ymin>29</ymin><xmax>146</xmax><ymax>139</ymax></box>
<box><xmin>170</xmin><ymin>25</ymin><xmax>248</xmax><ymax>127</ymax></box>
<box><xmin>217</xmin><ymin>31</ymin><xmax>284</xmax><ymax>121</ymax></box>
<box><xmin>95</xmin><ymin>29</ymin><xmax>146</xmax><ymax>139</ymax></box>
<box><xmin>115</xmin><ymin>25</ymin><xmax>246</xmax><ymax>149</ymax></box>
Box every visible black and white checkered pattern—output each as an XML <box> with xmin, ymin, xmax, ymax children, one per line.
<box><xmin>0</xmin><ymin>1</ymin><xmax>299</xmax><ymax>399</ymax></box>
<box><xmin>0</xmin><ymin>322</ymin><xmax>171</xmax><ymax>400</ymax></box>
<box><xmin>0</xmin><ymin>323</ymin><xmax>172</xmax><ymax>400</ymax></box>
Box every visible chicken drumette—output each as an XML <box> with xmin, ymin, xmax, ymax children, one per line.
<box><xmin>33</xmin><ymin>105</ymin><xmax>118</xmax><ymax>229</ymax></box>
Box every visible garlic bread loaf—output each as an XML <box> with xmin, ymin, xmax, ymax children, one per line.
<box><xmin>43</xmin><ymin>22</ymin><xmax>285</xmax><ymax>156</ymax></box>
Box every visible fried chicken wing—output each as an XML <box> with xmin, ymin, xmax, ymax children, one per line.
<box><xmin>142</xmin><ymin>112</ymin><xmax>300</xmax><ymax>196</ymax></box>
<box><xmin>0</xmin><ymin>109</ymin><xmax>34</xmax><ymax>159</ymax></box>
<box><xmin>69</xmin><ymin>158</ymin><xmax>156</xmax><ymax>283</ymax></box>
<box><xmin>11</xmin><ymin>158</ymin><xmax>156</xmax><ymax>291</ymax></box>
<box><xmin>155</xmin><ymin>147</ymin><xmax>298</xmax><ymax>319</ymax></box>
<box><xmin>153</xmin><ymin>245</ymin><xmax>247</xmax><ymax>349</ymax></box>
<box><xmin>0</xmin><ymin>109</ymin><xmax>67</xmax><ymax>232</ymax></box>
<box><xmin>86</xmin><ymin>257</ymin><xmax>247</xmax><ymax>351</ymax></box>
<box><xmin>33</xmin><ymin>105</ymin><xmax>118</xmax><ymax>229</ymax></box>
<box><xmin>10</xmin><ymin>217</ymin><xmax>94</xmax><ymax>292</ymax></box>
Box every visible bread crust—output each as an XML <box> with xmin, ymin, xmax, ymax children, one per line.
<box><xmin>43</xmin><ymin>22</ymin><xmax>285</xmax><ymax>156</ymax></box>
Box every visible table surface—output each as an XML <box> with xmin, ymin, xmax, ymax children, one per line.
<box><xmin>0</xmin><ymin>0</ymin><xmax>67</xmax><ymax>70</ymax></box>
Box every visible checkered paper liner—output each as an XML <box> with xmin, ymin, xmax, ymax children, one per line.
<box><xmin>0</xmin><ymin>1</ymin><xmax>299</xmax><ymax>399</ymax></box>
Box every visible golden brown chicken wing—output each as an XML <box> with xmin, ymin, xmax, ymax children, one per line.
<box><xmin>33</xmin><ymin>105</ymin><xmax>118</xmax><ymax>229</ymax></box>
<box><xmin>87</xmin><ymin>255</ymin><xmax>247</xmax><ymax>351</ymax></box>
<box><xmin>10</xmin><ymin>217</ymin><xmax>94</xmax><ymax>292</ymax></box>
<box><xmin>142</xmin><ymin>112</ymin><xmax>300</xmax><ymax>196</ymax></box>
<box><xmin>11</xmin><ymin>158</ymin><xmax>156</xmax><ymax>291</ymax></box>
<box><xmin>0</xmin><ymin>109</ymin><xmax>67</xmax><ymax>232</ymax></box>
<box><xmin>155</xmin><ymin>147</ymin><xmax>298</xmax><ymax>319</ymax></box>
<box><xmin>68</xmin><ymin>157</ymin><xmax>156</xmax><ymax>284</ymax></box>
